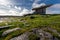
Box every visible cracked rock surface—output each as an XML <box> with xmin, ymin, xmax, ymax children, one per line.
<box><xmin>10</xmin><ymin>27</ymin><xmax>60</xmax><ymax>40</ymax></box>
<box><xmin>10</xmin><ymin>32</ymin><xmax>32</xmax><ymax>40</ymax></box>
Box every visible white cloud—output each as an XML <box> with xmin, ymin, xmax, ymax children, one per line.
<box><xmin>51</xmin><ymin>4</ymin><xmax>60</xmax><ymax>8</ymax></box>
<box><xmin>46</xmin><ymin>10</ymin><xmax>60</xmax><ymax>14</ymax></box>
<box><xmin>14</xmin><ymin>6</ymin><xmax>21</xmax><ymax>10</ymax></box>
<box><xmin>0</xmin><ymin>10</ymin><xmax>8</xmax><ymax>14</ymax></box>
<box><xmin>32</xmin><ymin>0</ymin><xmax>46</xmax><ymax>8</ymax></box>
<box><xmin>0</xmin><ymin>0</ymin><xmax>35</xmax><ymax>16</ymax></box>
<box><xmin>30</xmin><ymin>10</ymin><xmax>35</xmax><ymax>13</ymax></box>
<box><xmin>51</xmin><ymin>4</ymin><xmax>60</xmax><ymax>9</ymax></box>
<box><xmin>0</xmin><ymin>0</ymin><xmax>34</xmax><ymax>16</ymax></box>
<box><xmin>19</xmin><ymin>8</ymin><xmax>35</xmax><ymax>16</ymax></box>
<box><xmin>0</xmin><ymin>0</ymin><xmax>22</xmax><ymax>16</ymax></box>
<box><xmin>46</xmin><ymin>4</ymin><xmax>60</xmax><ymax>14</ymax></box>
<box><xmin>0</xmin><ymin>0</ymin><xmax>12</xmax><ymax>6</ymax></box>
<box><xmin>0</xmin><ymin>0</ymin><xmax>8</xmax><ymax>5</ymax></box>
<box><xmin>9</xmin><ymin>10</ymin><xmax>18</xmax><ymax>14</ymax></box>
<box><xmin>20</xmin><ymin>8</ymin><xmax>29</xmax><ymax>16</ymax></box>
<box><xmin>19</xmin><ymin>8</ymin><xmax>30</xmax><ymax>16</ymax></box>
<box><xmin>32</xmin><ymin>3</ymin><xmax>46</xmax><ymax>8</ymax></box>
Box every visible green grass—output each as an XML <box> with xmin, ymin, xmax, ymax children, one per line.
<box><xmin>0</xmin><ymin>14</ymin><xmax>60</xmax><ymax>40</ymax></box>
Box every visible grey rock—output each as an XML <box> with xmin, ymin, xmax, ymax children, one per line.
<box><xmin>36</xmin><ymin>29</ymin><xmax>53</xmax><ymax>40</ymax></box>
<box><xmin>2</xmin><ymin>28</ymin><xmax>20</xmax><ymax>36</ymax></box>
<box><xmin>31</xmin><ymin>28</ymin><xmax>59</xmax><ymax>40</ymax></box>
<box><xmin>10</xmin><ymin>28</ymin><xmax>60</xmax><ymax>40</ymax></box>
<box><xmin>10</xmin><ymin>32</ymin><xmax>32</xmax><ymax>40</ymax></box>
<box><xmin>0</xmin><ymin>26</ymin><xmax>9</xmax><ymax>29</ymax></box>
<box><xmin>0</xmin><ymin>25</ymin><xmax>13</xmax><ymax>29</ymax></box>
<box><xmin>43</xmin><ymin>27</ymin><xmax>60</xmax><ymax>37</ymax></box>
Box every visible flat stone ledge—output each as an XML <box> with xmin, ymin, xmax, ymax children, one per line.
<box><xmin>2</xmin><ymin>27</ymin><xmax>21</xmax><ymax>36</ymax></box>
<box><xmin>0</xmin><ymin>25</ymin><xmax>13</xmax><ymax>29</ymax></box>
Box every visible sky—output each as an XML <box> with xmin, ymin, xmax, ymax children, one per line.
<box><xmin>0</xmin><ymin>0</ymin><xmax>60</xmax><ymax>16</ymax></box>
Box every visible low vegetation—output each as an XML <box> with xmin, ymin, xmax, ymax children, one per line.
<box><xmin>0</xmin><ymin>14</ymin><xmax>60</xmax><ymax>40</ymax></box>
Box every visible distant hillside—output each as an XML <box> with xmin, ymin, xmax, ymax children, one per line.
<box><xmin>0</xmin><ymin>14</ymin><xmax>60</xmax><ymax>40</ymax></box>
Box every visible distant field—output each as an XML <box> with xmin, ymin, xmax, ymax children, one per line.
<box><xmin>0</xmin><ymin>14</ymin><xmax>60</xmax><ymax>40</ymax></box>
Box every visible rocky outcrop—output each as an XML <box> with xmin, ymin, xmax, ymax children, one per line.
<box><xmin>31</xmin><ymin>28</ymin><xmax>52</xmax><ymax>40</ymax></box>
<box><xmin>10</xmin><ymin>27</ymin><xmax>60</xmax><ymax>40</ymax></box>
<box><xmin>10</xmin><ymin>32</ymin><xmax>32</xmax><ymax>40</ymax></box>
<box><xmin>2</xmin><ymin>28</ymin><xmax>21</xmax><ymax>36</ymax></box>
<box><xmin>31</xmin><ymin>28</ymin><xmax>60</xmax><ymax>40</ymax></box>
